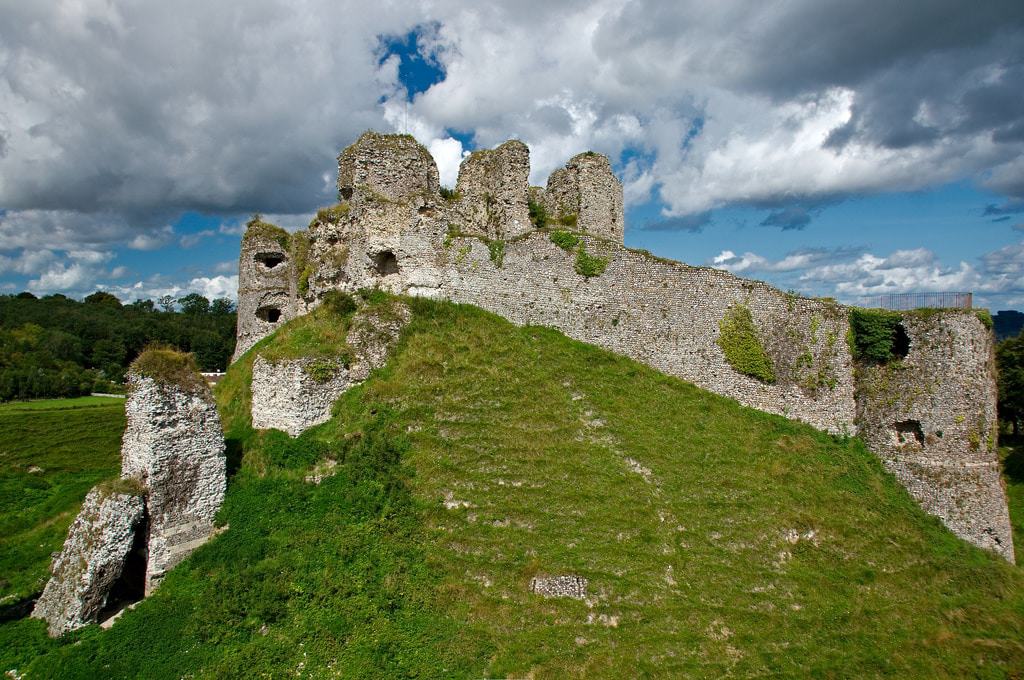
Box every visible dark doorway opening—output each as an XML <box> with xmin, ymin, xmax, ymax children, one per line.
<box><xmin>892</xmin><ymin>419</ymin><xmax>925</xmax><ymax>448</ymax></box>
<box><xmin>892</xmin><ymin>323</ymin><xmax>911</xmax><ymax>359</ymax></box>
<box><xmin>257</xmin><ymin>306</ymin><xmax>282</xmax><ymax>323</ymax></box>
<box><xmin>98</xmin><ymin>513</ymin><xmax>148</xmax><ymax>621</ymax></box>
<box><xmin>255</xmin><ymin>252</ymin><xmax>285</xmax><ymax>269</ymax></box>
<box><xmin>373</xmin><ymin>250</ymin><xmax>399</xmax><ymax>276</ymax></box>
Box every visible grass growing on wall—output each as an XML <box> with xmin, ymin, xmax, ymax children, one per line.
<box><xmin>550</xmin><ymin>229</ymin><xmax>580</xmax><ymax>251</ymax></box>
<box><xmin>487</xmin><ymin>239</ymin><xmax>505</xmax><ymax>268</ymax></box>
<box><xmin>4</xmin><ymin>300</ymin><xmax>1024</xmax><ymax>678</ymax></box>
<box><xmin>717</xmin><ymin>304</ymin><xmax>777</xmax><ymax>383</ymax></box>
<box><xmin>527</xmin><ymin>198</ymin><xmax>548</xmax><ymax>229</ymax></box>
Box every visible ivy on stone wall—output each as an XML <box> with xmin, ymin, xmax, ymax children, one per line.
<box><xmin>848</xmin><ymin>309</ymin><xmax>907</xmax><ymax>364</ymax></box>
<box><xmin>717</xmin><ymin>305</ymin><xmax>776</xmax><ymax>383</ymax></box>
<box><xmin>574</xmin><ymin>245</ymin><xmax>609</xmax><ymax>278</ymax></box>
<box><xmin>550</xmin><ymin>230</ymin><xmax>581</xmax><ymax>251</ymax></box>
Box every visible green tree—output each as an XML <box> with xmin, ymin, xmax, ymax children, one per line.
<box><xmin>178</xmin><ymin>293</ymin><xmax>211</xmax><ymax>316</ymax></box>
<box><xmin>997</xmin><ymin>334</ymin><xmax>1024</xmax><ymax>435</ymax></box>
<box><xmin>210</xmin><ymin>298</ymin><xmax>235</xmax><ymax>315</ymax></box>
<box><xmin>84</xmin><ymin>291</ymin><xmax>122</xmax><ymax>307</ymax></box>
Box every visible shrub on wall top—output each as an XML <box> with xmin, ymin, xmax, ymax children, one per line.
<box><xmin>848</xmin><ymin>308</ymin><xmax>906</xmax><ymax>364</ymax></box>
<box><xmin>717</xmin><ymin>305</ymin><xmax>776</xmax><ymax>383</ymax></box>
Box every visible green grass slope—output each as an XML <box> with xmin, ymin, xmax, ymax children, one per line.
<box><xmin>2</xmin><ymin>298</ymin><xmax>1023</xmax><ymax>678</ymax></box>
<box><xmin>0</xmin><ymin>397</ymin><xmax>124</xmax><ymax>607</ymax></box>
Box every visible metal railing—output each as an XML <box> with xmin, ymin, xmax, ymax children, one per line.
<box><xmin>870</xmin><ymin>292</ymin><xmax>973</xmax><ymax>311</ymax></box>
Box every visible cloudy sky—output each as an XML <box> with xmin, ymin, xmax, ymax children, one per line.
<box><xmin>1</xmin><ymin>0</ymin><xmax>1023</xmax><ymax>308</ymax></box>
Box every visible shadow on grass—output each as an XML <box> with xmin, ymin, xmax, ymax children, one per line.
<box><xmin>224</xmin><ymin>438</ymin><xmax>245</xmax><ymax>479</ymax></box>
<box><xmin>1000</xmin><ymin>435</ymin><xmax>1024</xmax><ymax>484</ymax></box>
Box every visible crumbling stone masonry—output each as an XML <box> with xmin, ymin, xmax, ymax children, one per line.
<box><xmin>121</xmin><ymin>370</ymin><xmax>227</xmax><ymax>593</ymax></box>
<box><xmin>31</xmin><ymin>487</ymin><xmax>145</xmax><ymax>637</ymax></box>
<box><xmin>544</xmin><ymin>151</ymin><xmax>624</xmax><ymax>242</ymax></box>
<box><xmin>529</xmin><ymin>575</ymin><xmax>589</xmax><ymax>600</ymax></box>
<box><xmin>233</xmin><ymin>221</ymin><xmax>304</xmax><ymax>361</ymax></box>
<box><xmin>856</xmin><ymin>312</ymin><xmax>1013</xmax><ymax>561</ymax></box>
<box><xmin>250</xmin><ymin>301</ymin><xmax>411</xmax><ymax>436</ymax></box>
<box><xmin>33</xmin><ymin>351</ymin><xmax>227</xmax><ymax>636</ymax></box>
<box><xmin>233</xmin><ymin>131</ymin><xmax>1013</xmax><ymax>562</ymax></box>
<box><xmin>454</xmin><ymin>140</ymin><xmax>533</xmax><ymax>240</ymax></box>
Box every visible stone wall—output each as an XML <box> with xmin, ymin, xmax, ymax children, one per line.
<box><xmin>234</xmin><ymin>131</ymin><xmax>1012</xmax><ymax>562</ymax></box>
<box><xmin>435</xmin><ymin>234</ymin><xmax>856</xmax><ymax>435</ymax></box>
<box><xmin>121</xmin><ymin>374</ymin><xmax>227</xmax><ymax>593</ymax></box>
<box><xmin>234</xmin><ymin>227</ymin><xmax>300</xmax><ymax>362</ymax></box>
<box><xmin>856</xmin><ymin>312</ymin><xmax>1013</xmax><ymax>562</ymax></box>
<box><xmin>33</xmin><ymin>354</ymin><xmax>228</xmax><ymax>636</ymax></box>
<box><xmin>31</xmin><ymin>487</ymin><xmax>145</xmax><ymax>636</ymax></box>
<box><xmin>337</xmin><ymin>131</ymin><xmax>439</xmax><ymax>206</ymax></box>
<box><xmin>251</xmin><ymin>356</ymin><xmax>354</xmax><ymax>436</ymax></box>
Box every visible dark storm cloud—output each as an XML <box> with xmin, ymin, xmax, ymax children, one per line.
<box><xmin>0</xmin><ymin>1</ymin><xmax>423</xmax><ymax>230</ymax></box>
<box><xmin>643</xmin><ymin>212</ymin><xmax>712</xmax><ymax>232</ymax></box>
<box><xmin>760</xmin><ymin>206</ymin><xmax>813</xmax><ymax>231</ymax></box>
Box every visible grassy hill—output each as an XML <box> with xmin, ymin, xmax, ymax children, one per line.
<box><xmin>2</xmin><ymin>296</ymin><xmax>1023</xmax><ymax>678</ymax></box>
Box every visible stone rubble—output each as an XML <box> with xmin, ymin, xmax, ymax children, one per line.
<box><xmin>31</xmin><ymin>487</ymin><xmax>144</xmax><ymax>637</ymax></box>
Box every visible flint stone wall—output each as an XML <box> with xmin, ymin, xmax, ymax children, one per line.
<box><xmin>31</xmin><ymin>488</ymin><xmax>145</xmax><ymax>636</ymax></box>
<box><xmin>856</xmin><ymin>312</ymin><xmax>1013</xmax><ymax>562</ymax></box>
<box><xmin>338</xmin><ymin>131</ymin><xmax>439</xmax><ymax>207</ymax></box>
<box><xmin>122</xmin><ymin>376</ymin><xmax>227</xmax><ymax>593</ymax></box>
<box><xmin>436</xmin><ymin>234</ymin><xmax>857</xmax><ymax>434</ymax></box>
<box><xmin>234</xmin><ymin>132</ymin><xmax>1011</xmax><ymax>561</ymax></box>
<box><xmin>529</xmin><ymin>574</ymin><xmax>588</xmax><ymax>600</ymax></box>
<box><xmin>234</xmin><ymin>232</ymin><xmax>301</xmax><ymax>362</ymax></box>
<box><xmin>252</xmin><ymin>356</ymin><xmax>354</xmax><ymax>436</ymax></box>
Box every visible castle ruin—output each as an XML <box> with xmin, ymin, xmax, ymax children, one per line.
<box><xmin>233</xmin><ymin>131</ymin><xmax>1014</xmax><ymax>563</ymax></box>
<box><xmin>33</xmin><ymin>350</ymin><xmax>226</xmax><ymax>636</ymax></box>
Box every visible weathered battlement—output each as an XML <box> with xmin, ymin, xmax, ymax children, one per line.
<box><xmin>233</xmin><ymin>131</ymin><xmax>1013</xmax><ymax>562</ymax></box>
<box><xmin>337</xmin><ymin>131</ymin><xmax>439</xmax><ymax>207</ymax></box>
<box><xmin>454</xmin><ymin>140</ymin><xmax>533</xmax><ymax>240</ymax></box>
<box><xmin>543</xmin><ymin>151</ymin><xmax>624</xmax><ymax>242</ymax></box>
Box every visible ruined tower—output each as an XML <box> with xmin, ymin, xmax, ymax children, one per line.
<box><xmin>232</xmin><ymin>131</ymin><xmax>1012</xmax><ymax>562</ymax></box>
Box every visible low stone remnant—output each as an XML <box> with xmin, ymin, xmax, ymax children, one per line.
<box><xmin>251</xmin><ymin>355</ymin><xmax>354</xmax><ymax>436</ymax></box>
<box><xmin>529</xmin><ymin>574</ymin><xmax>589</xmax><ymax>600</ymax></box>
<box><xmin>232</xmin><ymin>130</ymin><xmax>1013</xmax><ymax>562</ymax></box>
<box><xmin>33</xmin><ymin>349</ymin><xmax>227</xmax><ymax>636</ymax></box>
<box><xmin>250</xmin><ymin>301</ymin><xmax>411</xmax><ymax>436</ymax></box>
<box><xmin>31</xmin><ymin>487</ymin><xmax>145</xmax><ymax>637</ymax></box>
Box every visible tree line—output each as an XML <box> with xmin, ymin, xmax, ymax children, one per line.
<box><xmin>0</xmin><ymin>291</ymin><xmax>236</xmax><ymax>402</ymax></box>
